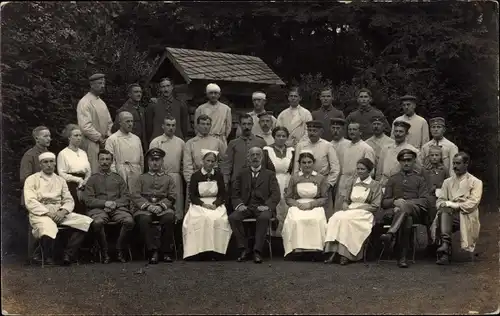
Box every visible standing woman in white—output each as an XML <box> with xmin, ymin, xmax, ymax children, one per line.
<box><xmin>262</xmin><ymin>126</ymin><xmax>294</xmax><ymax>237</ymax></box>
<box><xmin>282</xmin><ymin>150</ymin><xmax>329</xmax><ymax>258</ymax></box>
<box><xmin>324</xmin><ymin>158</ymin><xmax>382</xmax><ymax>265</ymax></box>
<box><xmin>182</xmin><ymin>149</ymin><xmax>232</xmax><ymax>260</ymax></box>
<box><xmin>57</xmin><ymin>124</ymin><xmax>91</xmax><ymax>214</ymax></box>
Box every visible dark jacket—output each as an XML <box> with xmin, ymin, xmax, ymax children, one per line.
<box><xmin>231</xmin><ymin>167</ymin><xmax>281</xmax><ymax>213</ymax></box>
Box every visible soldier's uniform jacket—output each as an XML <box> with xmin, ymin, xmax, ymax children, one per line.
<box><xmin>83</xmin><ymin>171</ymin><xmax>131</xmax><ymax>213</ymax></box>
<box><xmin>131</xmin><ymin>171</ymin><xmax>177</xmax><ymax>218</ymax></box>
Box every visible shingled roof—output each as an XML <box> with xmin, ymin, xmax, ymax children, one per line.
<box><xmin>163</xmin><ymin>47</ymin><xmax>286</xmax><ymax>86</ymax></box>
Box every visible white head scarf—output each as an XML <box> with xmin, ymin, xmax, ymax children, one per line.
<box><xmin>201</xmin><ymin>149</ymin><xmax>219</xmax><ymax>158</ymax></box>
<box><xmin>38</xmin><ymin>152</ymin><xmax>56</xmax><ymax>161</ymax></box>
<box><xmin>206</xmin><ymin>83</ymin><xmax>221</xmax><ymax>93</ymax></box>
<box><xmin>252</xmin><ymin>92</ymin><xmax>266</xmax><ymax>100</ymax></box>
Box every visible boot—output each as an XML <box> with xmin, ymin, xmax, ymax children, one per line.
<box><xmin>40</xmin><ymin>236</ymin><xmax>55</xmax><ymax>265</ymax></box>
<box><xmin>116</xmin><ymin>250</ymin><xmax>127</xmax><ymax>263</ymax></box>
<box><xmin>437</xmin><ymin>241</ymin><xmax>450</xmax><ymax>254</ymax></box>
<box><xmin>339</xmin><ymin>256</ymin><xmax>350</xmax><ymax>265</ymax></box>
<box><xmin>102</xmin><ymin>251</ymin><xmax>111</xmax><ymax>264</ymax></box>
<box><xmin>149</xmin><ymin>251</ymin><xmax>159</xmax><ymax>264</ymax></box>
<box><xmin>398</xmin><ymin>248</ymin><xmax>409</xmax><ymax>268</ymax></box>
<box><xmin>436</xmin><ymin>253</ymin><xmax>450</xmax><ymax>265</ymax></box>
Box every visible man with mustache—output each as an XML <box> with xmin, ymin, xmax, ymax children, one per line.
<box><xmin>432</xmin><ymin>152</ymin><xmax>482</xmax><ymax>265</ymax></box>
<box><xmin>77</xmin><ymin>73</ymin><xmax>113</xmax><ymax>173</ymax></box>
<box><xmin>146</xmin><ymin>78</ymin><xmax>189</xmax><ymax>142</ymax></box>
<box><xmin>346</xmin><ymin>88</ymin><xmax>390</xmax><ymax>140</ymax></box>
<box><xmin>312</xmin><ymin>87</ymin><xmax>345</xmax><ymax>141</ymax></box>
<box><xmin>228</xmin><ymin>147</ymin><xmax>281</xmax><ymax>263</ymax></box>
<box><xmin>376</xmin><ymin>120</ymin><xmax>421</xmax><ymax>187</ymax></box>
<box><xmin>391</xmin><ymin>95</ymin><xmax>429</xmax><ymax>150</ymax></box>
<box><xmin>256</xmin><ymin>111</ymin><xmax>275</xmax><ymax>145</ymax></box>
<box><xmin>377</xmin><ymin>149</ymin><xmax>431</xmax><ymax>268</ymax></box>
<box><xmin>221</xmin><ymin>113</ymin><xmax>267</xmax><ymax>191</ymax></box>
<box><xmin>83</xmin><ymin>149</ymin><xmax>135</xmax><ymax>263</ymax></box>
<box><xmin>366</xmin><ymin>115</ymin><xmax>395</xmax><ymax>173</ymax></box>
<box><xmin>112</xmin><ymin>83</ymin><xmax>148</xmax><ymax>152</ymax></box>
<box><xmin>276</xmin><ymin>87</ymin><xmax>313</xmax><ymax>147</ymax></box>
<box><xmin>105</xmin><ymin>111</ymin><xmax>144</xmax><ymax>192</ymax></box>
<box><xmin>24</xmin><ymin>152</ymin><xmax>93</xmax><ymax>265</ymax></box>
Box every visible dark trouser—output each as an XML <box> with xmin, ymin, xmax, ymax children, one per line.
<box><xmin>41</xmin><ymin>229</ymin><xmax>86</xmax><ymax>260</ymax></box>
<box><xmin>437</xmin><ymin>207</ymin><xmax>460</xmax><ymax>245</ymax></box>
<box><xmin>380</xmin><ymin>202</ymin><xmax>423</xmax><ymax>252</ymax></box>
<box><xmin>67</xmin><ymin>174</ymin><xmax>86</xmax><ymax>215</ymax></box>
<box><xmin>136</xmin><ymin>213</ymin><xmax>175</xmax><ymax>253</ymax></box>
<box><xmin>228</xmin><ymin>206</ymin><xmax>272</xmax><ymax>253</ymax></box>
<box><xmin>89</xmin><ymin>209</ymin><xmax>135</xmax><ymax>251</ymax></box>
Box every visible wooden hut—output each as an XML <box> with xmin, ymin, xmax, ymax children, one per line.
<box><xmin>145</xmin><ymin>47</ymin><xmax>286</xmax><ymax>138</ymax></box>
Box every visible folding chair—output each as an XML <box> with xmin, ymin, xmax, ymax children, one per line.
<box><xmin>94</xmin><ymin>221</ymin><xmax>134</xmax><ymax>263</ymax></box>
<box><xmin>142</xmin><ymin>220</ymin><xmax>178</xmax><ymax>260</ymax></box>
<box><xmin>378</xmin><ymin>224</ymin><xmax>419</xmax><ymax>264</ymax></box>
<box><xmin>242</xmin><ymin>217</ymin><xmax>276</xmax><ymax>260</ymax></box>
<box><xmin>27</xmin><ymin>226</ymin><xmax>69</xmax><ymax>268</ymax></box>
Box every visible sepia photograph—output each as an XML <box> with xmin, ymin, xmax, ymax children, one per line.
<box><xmin>1</xmin><ymin>0</ymin><xmax>498</xmax><ymax>314</ymax></box>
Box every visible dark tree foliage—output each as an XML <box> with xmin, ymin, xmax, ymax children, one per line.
<box><xmin>1</xmin><ymin>1</ymin><xmax>498</xmax><ymax>254</ymax></box>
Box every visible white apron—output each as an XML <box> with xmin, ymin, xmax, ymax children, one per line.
<box><xmin>325</xmin><ymin>185</ymin><xmax>374</xmax><ymax>256</ymax></box>
<box><xmin>29</xmin><ymin>203</ymin><xmax>93</xmax><ymax>239</ymax></box>
<box><xmin>282</xmin><ymin>182</ymin><xmax>327</xmax><ymax>256</ymax></box>
<box><xmin>182</xmin><ymin>181</ymin><xmax>232</xmax><ymax>259</ymax></box>
<box><xmin>264</xmin><ymin>146</ymin><xmax>293</xmax><ymax>237</ymax></box>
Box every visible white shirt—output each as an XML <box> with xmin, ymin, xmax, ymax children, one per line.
<box><xmin>57</xmin><ymin>147</ymin><xmax>91</xmax><ymax>183</ymax></box>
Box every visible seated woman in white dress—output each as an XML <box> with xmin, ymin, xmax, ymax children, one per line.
<box><xmin>263</xmin><ymin>126</ymin><xmax>295</xmax><ymax>237</ymax></box>
<box><xmin>282</xmin><ymin>150</ymin><xmax>329</xmax><ymax>258</ymax></box>
<box><xmin>182</xmin><ymin>149</ymin><xmax>232</xmax><ymax>260</ymax></box>
<box><xmin>324</xmin><ymin>158</ymin><xmax>382</xmax><ymax>265</ymax></box>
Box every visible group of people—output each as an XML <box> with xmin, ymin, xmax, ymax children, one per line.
<box><xmin>20</xmin><ymin>73</ymin><xmax>483</xmax><ymax>269</ymax></box>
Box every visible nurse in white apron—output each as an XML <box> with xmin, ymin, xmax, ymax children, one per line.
<box><xmin>281</xmin><ymin>150</ymin><xmax>329</xmax><ymax>257</ymax></box>
<box><xmin>182</xmin><ymin>149</ymin><xmax>232</xmax><ymax>260</ymax></box>
<box><xmin>324</xmin><ymin>158</ymin><xmax>382</xmax><ymax>265</ymax></box>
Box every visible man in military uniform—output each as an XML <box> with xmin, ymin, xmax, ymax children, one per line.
<box><xmin>131</xmin><ymin>148</ymin><xmax>177</xmax><ymax>264</ymax></box>
<box><xmin>83</xmin><ymin>149</ymin><xmax>135</xmax><ymax>263</ymax></box>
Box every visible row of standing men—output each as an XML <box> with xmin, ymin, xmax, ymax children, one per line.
<box><xmin>20</xmin><ymin>74</ymin><xmax>480</xmax><ymax>267</ymax></box>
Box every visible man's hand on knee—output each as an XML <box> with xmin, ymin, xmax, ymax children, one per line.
<box><xmin>393</xmin><ymin>198</ymin><xmax>406</xmax><ymax>208</ymax></box>
<box><xmin>237</xmin><ymin>205</ymin><xmax>248</xmax><ymax>212</ymax></box>
<box><xmin>257</xmin><ymin>205</ymin><xmax>269</xmax><ymax>212</ymax></box>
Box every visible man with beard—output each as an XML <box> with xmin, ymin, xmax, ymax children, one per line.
<box><xmin>149</xmin><ymin>116</ymin><xmax>186</xmax><ymax>221</ymax></box>
<box><xmin>131</xmin><ymin>148</ymin><xmax>177</xmax><ymax>264</ymax></box>
<box><xmin>366</xmin><ymin>115</ymin><xmax>395</xmax><ymax>173</ymax></box>
<box><xmin>377</xmin><ymin>149</ymin><xmax>430</xmax><ymax>268</ymax></box>
<box><xmin>256</xmin><ymin>111</ymin><xmax>275</xmax><ymax>145</ymax></box>
<box><xmin>83</xmin><ymin>149</ymin><xmax>135</xmax><ymax>263</ymax></box>
<box><xmin>432</xmin><ymin>152</ymin><xmax>482</xmax><ymax>265</ymax></box>
<box><xmin>24</xmin><ymin>152</ymin><xmax>93</xmax><ymax>265</ymax></box>
<box><xmin>146</xmin><ymin>78</ymin><xmax>189</xmax><ymax>142</ymax></box>
<box><xmin>105</xmin><ymin>112</ymin><xmax>144</xmax><ymax>192</ymax></box>
<box><xmin>312</xmin><ymin>87</ymin><xmax>345</xmax><ymax>141</ymax></box>
<box><xmin>376</xmin><ymin>121</ymin><xmax>421</xmax><ymax>187</ymax></box>
<box><xmin>293</xmin><ymin>120</ymin><xmax>340</xmax><ymax>218</ymax></box>
<box><xmin>221</xmin><ymin>114</ymin><xmax>267</xmax><ymax>190</ymax></box>
<box><xmin>333</xmin><ymin>122</ymin><xmax>375</xmax><ymax>211</ymax></box>
<box><xmin>77</xmin><ymin>73</ymin><xmax>113</xmax><ymax>173</ymax></box>
<box><xmin>346</xmin><ymin>88</ymin><xmax>390</xmax><ymax>140</ymax></box>
<box><xmin>419</xmin><ymin>117</ymin><xmax>459</xmax><ymax>176</ymax></box>
<box><xmin>20</xmin><ymin>126</ymin><xmax>51</xmax><ymax>263</ymax></box>
<box><xmin>276</xmin><ymin>87</ymin><xmax>313</xmax><ymax>147</ymax></box>
<box><xmin>194</xmin><ymin>83</ymin><xmax>232</xmax><ymax>146</ymax></box>
<box><xmin>236</xmin><ymin>92</ymin><xmax>277</xmax><ymax>138</ymax></box>
<box><xmin>112</xmin><ymin>83</ymin><xmax>147</xmax><ymax>152</ymax></box>
<box><xmin>228</xmin><ymin>147</ymin><xmax>281</xmax><ymax>264</ymax></box>
<box><xmin>391</xmin><ymin>95</ymin><xmax>429</xmax><ymax>150</ymax></box>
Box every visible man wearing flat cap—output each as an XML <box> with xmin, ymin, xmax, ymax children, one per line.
<box><xmin>24</xmin><ymin>152</ymin><xmax>93</xmax><ymax>265</ymax></box>
<box><xmin>391</xmin><ymin>95</ymin><xmax>429</xmax><ymax>149</ymax></box>
<box><xmin>194</xmin><ymin>83</ymin><xmax>232</xmax><ymax>146</ymax></box>
<box><xmin>346</xmin><ymin>88</ymin><xmax>390</xmax><ymax>140</ymax></box>
<box><xmin>294</xmin><ymin>120</ymin><xmax>340</xmax><ymax>218</ymax></box>
<box><xmin>377</xmin><ymin>148</ymin><xmax>431</xmax><ymax>268</ymax></box>
<box><xmin>131</xmin><ymin>148</ymin><xmax>177</xmax><ymax>264</ymax></box>
<box><xmin>366</xmin><ymin>115</ymin><xmax>395</xmax><ymax>173</ymax></box>
<box><xmin>236</xmin><ymin>92</ymin><xmax>277</xmax><ymax>139</ymax></box>
<box><xmin>312</xmin><ymin>87</ymin><xmax>345</xmax><ymax>141</ymax></box>
<box><xmin>419</xmin><ymin>117</ymin><xmax>458</xmax><ymax>176</ymax></box>
<box><xmin>376</xmin><ymin>120</ymin><xmax>421</xmax><ymax>187</ymax></box>
<box><xmin>77</xmin><ymin>73</ymin><xmax>113</xmax><ymax>173</ymax></box>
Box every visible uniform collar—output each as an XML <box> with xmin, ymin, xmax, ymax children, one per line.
<box><xmin>40</xmin><ymin>171</ymin><xmax>55</xmax><ymax>181</ymax></box>
<box><xmin>299</xmin><ymin>170</ymin><xmax>317</xmax><ymax>176</ymax></box>
<box><xmin>240</xmin><ymin>134</ymin><xmax>255</xmax><ymax>141</ymax></box>
<box><xmin>201</xmin><ymin>168</ymin><xmax>215</xmax><ymax>176</ymax></box>
<box><xmin>148</xmin><ymin>171</ymin><xmax>165</xmax><ymax>176</ymax></box>
<box><xmin>355</xmin><ymin>176</ymin><xmax>372</xmax><ymax>185</ymax></box>
<box><xmin>250</xmin><ymin>166</ymin><xmax>262</xmax><ymax>173</ymax></box>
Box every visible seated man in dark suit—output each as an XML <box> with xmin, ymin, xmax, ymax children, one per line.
<box><xmin>228</xmin><ymin>147</ymin><xmax>281</xmax><ymax>264</ymax></box>
<box><xmin>376</xmin><ymin>148</ymin><xmax>430</xmax><ymax>268</ymax></box>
